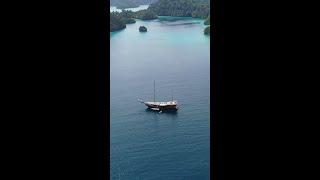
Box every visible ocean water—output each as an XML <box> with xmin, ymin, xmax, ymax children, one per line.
<box><xmin>110</xmin><ymin>17</ymin><xmax>210</xmax><ymax>180</ymax></box>
<box><xmin>110</xmin><ymin>5</ymin><xmax>149</xmax><ymax>12</ymax></box>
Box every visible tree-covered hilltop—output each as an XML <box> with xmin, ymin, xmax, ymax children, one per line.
<box><xmin>119</xmin><ymin>10</ymin><xmax>137</xmax><ymax>23</ymax></box>
<box><xmin>134</xmin><ymin>9</ymin><xmax>157</xmax><ymax>20</ymax></box>
<box><xmin>148</xmin><ymin>0</ymin><xmax>210</xmax><ymax>18</ymax></box>
<box><xmin>110</xmin><ymin>9</ymin><xmax>158</xmax><ymax>32</ymax></box>
<box><xmin>110</xmin><ymin>11</ymin><xmax>138</xmax><ymax>32</ymax></box>
<box><xmin>110</xmin><ymin>12</ymin><xmax>126</xmax><ymax>32</ymax></box>
<box><xmin>120</xmin><ymin>10</ymin><xmax>135</xmax><ymax>17</ymax></box>
<box><xmin>192</xmin><ymin>3</ymin><xmax>210</xmax><ymax>18</ymax></box>
<box><xmin>110</xmin><ymin>0</ymin><xmax>158</xmax><ymax>9</ymax></box>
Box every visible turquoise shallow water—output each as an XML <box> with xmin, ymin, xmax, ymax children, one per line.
<box><xmin>110</xmin><ymin>17</ymin><xmax>210</xmax><ymax>180</ymax></box>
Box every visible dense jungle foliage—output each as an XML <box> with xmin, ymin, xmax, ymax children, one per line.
<box><xmin>109</xmin><ymin>0</ymin><xmax>210</xmax><ymax>33</ymax></box>
<box><xmin>148</xmin><ymin>0</ymin><xmax>210</xmax><ymax>18</ymax></box>
<box><xmin>204</xmin><ymin>26</ymin><xmax>210</xmax><ymax>35</ymax></box>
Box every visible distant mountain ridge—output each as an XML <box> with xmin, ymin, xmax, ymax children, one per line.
<box><xmin>110</xmin><ymin>0</ymin><xmax>209</xmax><ymax>8</ymax></box>
<box><xmin>110</xmin><ymin>0</ymin><xmax>158</xmax><ymax>8</ymax></box>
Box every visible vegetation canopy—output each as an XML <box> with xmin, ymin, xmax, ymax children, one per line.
<box><xmin>109</xmin><ymin>0</ymin><xmax>211</xmax><ymax>35</ymax></box>
<box><xmin>148</xmin><ymin>0</ymin><xmax>210</xmax><ymax>18</ymax></box>
<box><xmin>204</xmin><ymin>26</ymin><xmax>210</xmax><ymax>35</ymax></box>
<box><xmin>139</xmin><ymin>26</ymin><xmax>148</xmax><ymax>32</ymax></box>
<box><xmin>134</xmin><ymin>9</ymin><xmax>157</xmax><ymax>20</ymax></box>
<box><xmin>110</xmin><ymin>12</ymin><xmax>126</xmax><ymax>32</ymax></box>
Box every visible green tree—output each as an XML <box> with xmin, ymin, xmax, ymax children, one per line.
<box><xmin>148</xmin><ymin>0</ymin><xmax>209</xmax><ymax>19</ymax></box>
<box><xmin>110</xmin><ymin>12</ymin><xmax>126</xmax><ymax>32</ymax></box>
<box><xmin>134</xmin><ymin>9</ymin><xmax>157</xmax><ymax>20</ymax></box>
<box><xmin>204</xmin><ymin>26</ymin><xmax>210</xmax><ymax>35</ymax></box>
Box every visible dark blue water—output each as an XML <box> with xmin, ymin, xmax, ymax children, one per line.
<box><xmin>110</xmin><ymin>17</ymin><xmax>210</xmax><ymax>180</ymax></box>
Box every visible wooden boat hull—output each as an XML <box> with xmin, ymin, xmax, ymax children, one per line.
<box><xmin>145</xmin><ymin>104</ymin><xmax>178</xmax><ymax>111</ymax></box>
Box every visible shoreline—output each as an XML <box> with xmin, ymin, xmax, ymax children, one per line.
<box><xmin>110</xmin><ymin>16</ymin><xmax>205</xmax><ymax>33</ymax></box>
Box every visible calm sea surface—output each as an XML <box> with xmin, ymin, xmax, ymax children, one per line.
<box><xmin>110</xmin><ymin>5</ymin><xmax>149</xmax><ymax>12</ymax></box>
<box><xmin>110</xmin><ymin>16</ymin><xmax>210</xmax><ymax>180</ymax></box>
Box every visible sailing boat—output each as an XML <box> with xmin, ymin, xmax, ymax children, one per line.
<box><xmin>138</xmin><ymin>81</ymin><xmax>178</xmax><ymax>112</ymax></box>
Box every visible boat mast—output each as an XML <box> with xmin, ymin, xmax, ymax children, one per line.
<box><xmin>154</xmin><ymin>80</ymin><xmax>155</xmax><ymax>102</ymax></box>
<box><xmin>171</xmin><ymin>89</ymin><xmax>173</xmax><ymax>101</ymax></box>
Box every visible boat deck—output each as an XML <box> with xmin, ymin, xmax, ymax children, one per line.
<box><xmin>145</xmin><ymin>101</ymin><xmax>177</xmax><ymax>106</ymax></box>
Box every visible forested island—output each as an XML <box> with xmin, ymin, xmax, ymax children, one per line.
<box><xmin>109</xmin><ymin>0</ymin><xmax>210</xmax><ymax>34</ymax></box>
<box><xmin>110</xmin><ymin>12</ymin><xmax>126</xmax><ymax>32</ymax></box>
<box><xmin>110</xmin><ymin>9</ymin><xmax>157</xmax><ymax>32</ymax></box>
<box><xmin>139</xmin><ymin>26</ymin><xmax>147</xmax><ymax>32</ymax></box>
<box><xmin>148</xmin><ymin>0</ymin><xmax>209</xmax><ymax>18</ymax></box>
